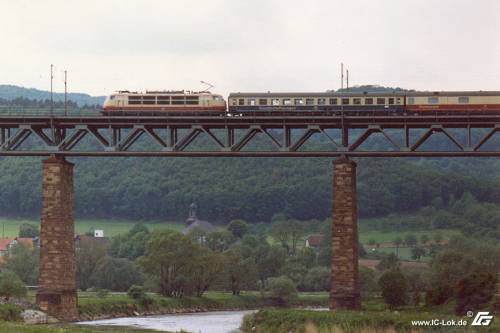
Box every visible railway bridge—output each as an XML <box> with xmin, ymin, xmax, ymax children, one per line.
<box><xmin>2</xmin><ymin>112</ymin><xmax>500</xmax><ymax>321</ymax></box>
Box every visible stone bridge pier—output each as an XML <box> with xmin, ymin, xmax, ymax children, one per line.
<box><xmin>36</xmin><ymin>156</ymin><xmax>78</xmax><ymax>321</ymax></box>
<box><xmin>331</xmin><ymin>157</ymin><xmax>361</xmax><ymax>310</ymax></box>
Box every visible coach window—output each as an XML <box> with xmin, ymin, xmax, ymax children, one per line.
<box><xmin>272</xmin><ymin>99</ymin><xmax>280</xmax><ymax>106</ymax></box>
<box><xmin>428</xmin><ymin>97</ymin><xmax>439</xmax><ymax>104</ymax></box>
<box><xmin>306</xmin><ymin>98</ymin><xmax>314</xmax><ymax>105</ymax></box>
<box><xmin>377</xmin><ymin>98</ymin><xmax>385</xmax><ymax>105</ymax></box>
<box><xmin>388</xmin><ymin>98</ymin><xmax>394</xmax><ymax>105</ymax></box>
<box><xmin>259</xmin><ymin>99</ymin><xmax>268</xmax><ymax>105</ymax></box>
<box><xmin>458</xmin><ymin>96</ymin><xmax>469</xmax><ymax>104</ymax></box>
<box><xmin>342</xmin><ymin>98</ymin><xmax>350</xmax><ymax>105</ymax></box>
<box><xmin>294</xmin><ymin>99</ymin><xmax>304</xmax><ymax>105</ymax></box>
<box><xmin>238</xmin><ymin>99</ymin><xmax>245</xmax><ymax>106</ymax></box>
<box><xmin>329</xmin><ymin>98</ymin><xmax>337</xmax><ymax>105</ymax></box>
<box><xmin>396</xmin><ymin>98</ymin><xmax>402</xmax><ymax>104</ymax></box>
<box><xmin>353</xmin><ymin>98</ymin><xmax>361</xmax><ymax>105</ymax></box>
<box><xmin>408</xmin><ymin>97</ymin><xmax>414</xmax><ymax>105</ymax></box>
<box><xmin>365</xmin><ymin>98</ymin><xmax>373</xmax><ymax>105</ymax></box>
<box><xmin>231</xmin><ymin>99</ymin><xmax>237</xmax><ymax>106</ymax></box>
<box><xmin>248</xmin><ymin>99</ymin><xmax>256</xmax><ymax>106</ymax></box>
<box><xmin>283</xmin><ymin>99</ymin><xmax>291</xmax><ymax>105</ymax></box>
<box><xmin>317</xmin><ymin>98</ymin><xmax>326</xmax><ymax>105</ymax></box>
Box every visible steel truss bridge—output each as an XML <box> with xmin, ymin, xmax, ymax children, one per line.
<box><xmin>1</xmin><ymin>112</ymin><xmax>500</xmax><ymax>156</ymax></box>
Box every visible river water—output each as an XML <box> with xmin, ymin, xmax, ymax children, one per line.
<box><xmin>78</xmin><ymin>310</ymin><xmax>255</xmax><ymax>333</ymax></box>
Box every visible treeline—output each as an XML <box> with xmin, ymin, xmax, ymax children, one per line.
<box><xmin>1</xmin><ymin>156</ymin><xmax>500</xmax><ymax>224</ymax></box>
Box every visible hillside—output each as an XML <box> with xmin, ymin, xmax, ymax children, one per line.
<box><xmin>0</xmin><ymin>84</ymin><xmax>105</xmax><ymax>107</ymax></box>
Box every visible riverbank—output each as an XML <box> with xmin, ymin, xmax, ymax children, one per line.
<box><xmin>78</xmin><ymin>291</ymin><xmax>329</xmax><ymax>321</ymax></box>
<box><xmin>0</xmin><ymin>322</ymin><xmax>166</xmax><ymax>333</ymax></box>
<box><xmin>240</xmin><ymin>308</ymin><xmax>500</xmax><ymax>333</ymax></box>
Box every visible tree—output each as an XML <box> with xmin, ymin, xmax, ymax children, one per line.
<box><xmin>404</xmin><ymin>234</ymin><xmax>417</xmax><ymax>247</ymax></box>
<box><xmin>359</xmin><ymin>267</ymin><xmax>379</xmax><ymax>294</ymax></box>
<box><xmin>393</xmin><ymin>237</ymin><xmax>402</xmax><ymax>257</ymax></box>
<box><xmin>271</xmin><ymin>219</ymin><xmax>303</xmax><ymax>255</ymax></box>
<box><xmin>227</xmin><ymin>220</ymin><xmax>248</xmax><ymax>239</ymax></box>
<box><xmin>377</xmin><ymin>253</ymin><xmax>399</xmax><ymax>271</ymax></box>
<box><xmin>378</xmin><ymin>269</ymin><xmax>409</xmax><ymax>309</ymax></box>
<box><xmin>206</xmin><ymin>230</ymin><xmax>235</xmax><ymax>252</ymax></box>
<box><xmin>411</xmin><ymin>247</ymin><xmax>427</xmax><ymax>261</ymax></box>
<box><xmin>433</xmin><ymin>233</ymin><xmax>443</xmax><ymax>245</ymax></box>
<box><xmin>188</xmin><ymin>249</ymin><xmax>224</xmax><ymax>296</ymax></box>
<box><xmin>3</xmin><ymin>243</ymin><xmax>38</xmax><ymax>285</ymax></box>
<box><xmin>137</xmin><ymin>230</ymin><xmax>196</xmax><ymax>297</ymax></box>
<box><xmin>18</xmin><ymin>223</ymin><xmax>39</xmax><ymax>238</ymax></box>
<box><xmin>302</xmin><ymin>267</ymin><xmax>330</xmax><ymax>292</ymax></box>
<box><xmin>368</xmin><ymin>239</ymin><xmax>376</xmax><ymax>247</ymax></box>
<box><xmin>266</xmin><ymin>276</ymin><xmax>298</xmax><ymax>306</ymax></box>
<box><xmin>0</xmin><ymin>271</ymin><xmax>27</xmax><ymax>301</ymax></box>
<box><xmin>222</xmin><ymin>248</ymin><xmax>257</xmax><ymax>295</ymax></box>
<box><xmin>420</xmin><ymin>234</ymin><xmax>429</xmax><ymax>246</ymax></box>
<box><xmin>91</xmin><ymin>256</ymin><xmax>143</xmax><ymax>291</ymax></box>
<box><xmin>455</xmin><ymin>270</ymin><xmax>497</xmax><ymax>315</ymax></box>
<box><xmin>108</xmin><ymin>224</ymin><xmax>151</xmax><ymax>260</ymax></box>
<box><xmin>76</xmin><ymin>239</ymin><xmax>106</xmax><ymax>290</ymax></box>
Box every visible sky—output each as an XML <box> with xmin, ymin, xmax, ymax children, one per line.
<box><xmin>1</xmin><ymin>0</ymin><xmax>499</xmax><ymax>97</ymax></box>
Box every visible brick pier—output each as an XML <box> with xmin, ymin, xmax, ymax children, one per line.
<box><xmin>36</xmin><ymin>156</ymin><xmax>78</xmax><ymax>321</ymax></box>
<box><xmin>331</xmin><ymin>157</ymin><xmax>361</xmax><ymax>310</ymax></box>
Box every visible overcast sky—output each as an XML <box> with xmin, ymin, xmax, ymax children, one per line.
<box><xmin>1</xmin><ymin>0</ymin><xmax>499</xmax><ymax>97</ymax></box>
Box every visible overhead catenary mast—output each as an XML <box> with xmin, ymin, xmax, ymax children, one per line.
<box><xmin>50</xmin><ymin>64</ymin><xmax>54</xmax><ymax>115</ymax></box>
<box><xmin>64</xmin><ymin>70</ymin><xmax>67</xmax><ymax>116</ymax></box>
<box><xmin>341</xmin><ymin>63</ymin><xmax>344</xmax><ymax>90</ymax></box>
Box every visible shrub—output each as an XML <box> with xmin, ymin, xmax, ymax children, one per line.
<box><xmin>0</xmin><ymin>271</ymin><xmax>27</xmax><ymax>301</ymax></box>
<box><xmin>0</xmin><ymin>304</ymin><xmax>22</xmax><ymax>321</ymax></box>
<box><xmin>455</xmin><ymin>270</ymin><xmax>497</xmax><ymax>315</ymax></box>
<box><xmin>266</xmin><ymin>276</ymin><xmax>298</xmax><ymax>306</ymax></box>
<box><xmin>378</xmin><ymin>269</ymin><xmax>408</xmax><ymax>309</ymax></box>
<box><xmin>302</xmin><ymin>267</ymin><xmax>330</xmax><ymax>292</ymax></box>
<box><xmin>96</xmin><ymin>288</ymin><xmax>109</xmax><ymax>298</ymax></box>
<box><xmin>127</xmin><ymin>285</ymin><xmax>153</xmax><ymax>308</ymax></box>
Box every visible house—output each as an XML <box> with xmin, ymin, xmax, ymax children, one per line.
<box><xmin>0</xmin><ymin>238</ymin><xmax>13</xmax><ymax>258</ymax></box>
<box><xmin>75</xmin><ymin>234</ymin><xmax>108</xmax><ymax>250</ymax></box>
<box><xmin>0</xmin><ymin>237</ymin><xmax>36</xmax><ymax>264</ymax></box>
<box><xmin>305</xmin><ymin>234</ymin><xmax>324</xmax><ymax>250</ymax></box>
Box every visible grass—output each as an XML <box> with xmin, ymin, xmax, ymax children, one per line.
<box><xmin>0</xmin><ymin>322</ymin><xmax>166</xmax><ymax>333</ymax></box>
<box><xmin>0</xmin><ymin>217</ymin><xmax>184</xmax><ymax>238</ymax></box>
<box><xmin>77</xmin><ymin>291</ymin><xmax>330</xmax><ymax>320</ymax></box>
<box><xmin>240</xmin><ymin>308</ymin><xmax>500</xmax><ymax>333</ymax></box>
<box><xmin>358</xmin><ymin>227</ymin><xmax>460</xmax><ymax>244</ymax></box>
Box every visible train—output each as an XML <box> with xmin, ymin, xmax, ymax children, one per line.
<box><xmin>102</xmin><ymin>90</ymin><xmax>500</xmax><ymax>115</ymax></box>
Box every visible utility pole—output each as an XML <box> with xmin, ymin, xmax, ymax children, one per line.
<box><xmin>346</xmin><ymin>69</ymin><xmax>349</xmax><ymax>90</ymax></box>
<box><xmin>341</xmin><ymin>63</ymin><xmax>344</xmax><ymax>90</ymax></box>
<box><xmin>64</xmin><ymin>70</ymin><xmax>67</xmax><ymax>116</ymax></box>
<box><xmin>50</xmin><ymin>64</ymin><xmax>54</xmax><ymax>116</ymax></box>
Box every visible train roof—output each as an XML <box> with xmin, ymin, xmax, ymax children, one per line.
<box><xmin>229</xmin><ymin>91</ymin><xmax>500</xmax><ymax>98</ymax></box>
<box><xmin>116</xmin><ymin>90</ymin><xmax>215</xmax><ymax>95</ymax></box>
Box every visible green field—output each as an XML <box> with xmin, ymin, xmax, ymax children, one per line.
<box><xmin>0</xmin><ymin>218</ymin><xmax>184</xmax><ymax>238</ymax></box>
<box><xmin>358</xmin><ymin>227</ymin><xmax>460</xmax><ymax>244</ymax></box>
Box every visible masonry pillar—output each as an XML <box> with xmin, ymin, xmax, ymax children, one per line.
<box><xmin>36</xmin><ymin>156</ymin><xmax>78</xmax><ymax>322</ymax></box>
<box><xmin>331</xmin><ymin>157</ymin><xmax>361</xmax><ymax>310</ymax></box>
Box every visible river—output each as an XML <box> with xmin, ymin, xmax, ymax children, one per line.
<box><xmin>78</xmin><ymin>310</ymin><xmax>255</xmax><ymax>333</ymax></box>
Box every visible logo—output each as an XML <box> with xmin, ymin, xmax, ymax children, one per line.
<box><xmin>471</xmin><ymin>311</ymin><xmax>493</xmax><ymax>326</ymax></box>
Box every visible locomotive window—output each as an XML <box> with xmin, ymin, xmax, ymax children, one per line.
<box><xmin>388</xmin><ymin>98</ymin><xmax>394</xmax><ymax>105</ymax></box>
<box><xmin>329</xmin><ymin>98</ymin><xmax>337</xmax><ymax>105</ymax></box>
<box><xmin>185</xmin><ymin>96</ymin><xmax>199</xmax><ymax>105</ymax></box>
<box><xmin>458</xmin><ymin>96</ymin><xmax>469</xmax><ymax>104</ymax></box>
<box><xmin>342</xmin><ymin>98</ymin><xmax>350</xmax><ymax>105</ymax></box>
<box><xmin>294</xmin><ymin>99</ymin><xmax>304</xmax><ymax>105</ymax></box>
<box><xmin>283</xmin><ymin>99</ymin><xmax>291</xmax><ymax>105</ymax></box>
<box><xmin>259</xmin><ymin>99</ymin><xmax>268</xmax><ymax>105</ymax></box>
<box><xmin>157</xmin><ymin>97</ymin><xmax>170</xmax><ymax>105</ymax></box>
<box><xmin>128</xmin><ymin>96</ymin><xmax>141</xmax><ymax>105</ymax></box>
<box><xmin>142</xmin><ymin>96</ymin><xmax>156</xmax><ymax>105</ymax></box>
<box><xmin>353</xmin><ymin>98</ymin><xmax>361</xmax><ymax>105</ymax></box>
<box><xmin>172</xmin><ymin>96</ymin><xmax>185</xmax><ymax>105</ymax></box>
<box><xmin>306</xmin><ymin>98</ymin><xmax>314</xmax><ymax>105</ymax></box>
<box><xmin>365</xmin><ymin>98</ymin><xmax>373</xmax><ymax>105</ymax></box>
<box><xmin>317</xmin><ymin>98</ymin><xmax>326</xmax><ymax>105</ymax></box>
<box><xmin>238</xmin><ymin>99</ymin><xmax>245</xmax><ymax>105</ymax></box>
<box><xmin>408</xmin><ymin>97</ymin><xmax>415</xmax><ymax>104</ymax></box>
<box><xmin>248</xmin><ymin>99</ymin><xmax>256</xmax><ymax>106</ymax></box>
<box><xmin>272</xmin><ymin>99</ymin><xmax>280</xmax><ymax>106</ymax></box>
<box><xmin>428</xmin><ymin>97</ymin><xmax>439</xmax><ymax>104</ymax></box>
<box><xmin>377</xmin><ymin>98</ymin><xmax>385</xmax><ymax>105</ymax></box>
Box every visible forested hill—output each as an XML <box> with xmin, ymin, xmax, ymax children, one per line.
<box><xmin>0</xmin><ymin>84</ymin><xmax>105</xmax><ymax>107</ymax></box>
<box><xmin>0</xmin><ymin>85</ymin><xmax>499</xmax><ymax>232</ymax></box>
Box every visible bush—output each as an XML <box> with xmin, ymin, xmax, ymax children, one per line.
<box><xmin>96</xmin><ymin>288</ymin><xmax>109</xmax><ymax>298</ymax></box>
<box><xmin>18</xmin><ymin>223</ymin><xmax>39</xmax><ymax>238</ymax></box>
<box><xmin>127</xmin><ymin>285</ymin><xmax>153</xmax><ymax>308</ymax></box>
<box><xmin>378</xmin><ymin>269</ymin><xmax>408</xmax><ymax>309</ymax></box>
<box><xmin>455</xmin><ymin>270</ymin><xmax>497</xmax><ymax>315</ymax></box>
<box><xmin>0</xmin><ymin>304</ymin><xmax>22</xmax><ymax>321</ymax></box>
<box><xmin>302</xmin><ymin>267</ymin><xmax>330</xmax><ymax>292</ymax></box>
<box><xmin>0</xmin><ymin>271</ymin><xmax>27</xmax><ymax>301</ymax></box>
<box><xmin>266</xmin><ymin>276</ymin><xmax>298</xmax><ymax>306</ymax></box>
